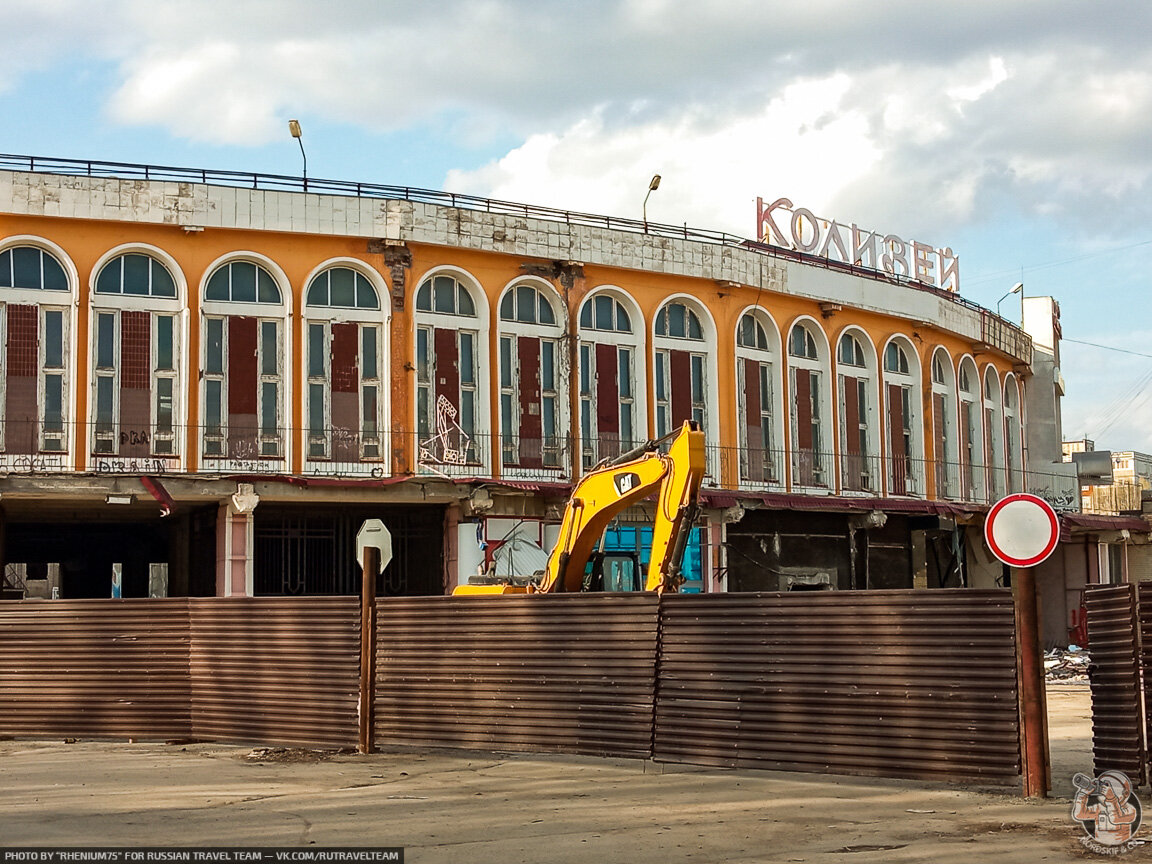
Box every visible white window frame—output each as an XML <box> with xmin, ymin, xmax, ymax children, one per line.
<box><xmin>0</xmin><ymin>237</ymin><xmax>78</xmax><ymax>466</ymax></box>
<box><xmin>199</xmin><ymin>252</ymin><xmax>292</xmax><ymax>472</ymax></box>
<box><xmin>413</xmin><ymin>266</ymin><xmax>491</xmax><ymax>477</ymax></box>
<box><xmin>735</xmin><ymin>308</ymin><xmax>784</xmax><ymax>489</ymax></box>
<box><xmin>881</xmin><ymin>336</ymin><xmax>923</xmax><ymax>497</ymax></box>
<box><xmin>834</xmin><ymin>327</ymin><xmax>879</xmax><ymax>495</ymax></box>
<box><xmin>957</xmin><ymin>355</ymin><xmax>985</xmax><ymax>502</ymax></box>
<box><xmin>497</xmin><ymin>277</ymin><xmax>568</xmax><ymax>478</ymax></box>
<box><xmin>652</xmin><ymin>295</ymin><xmax>719</xmax><ymax>480</ymax></box>
<box><xmin>302</xmin><ymin>259</ymin><xmax>390</xmax><ymax>475</ymax></box>
<box><xmin>930</xmin><ymin>348</ymin><xmax>959</xmax><ymax>499</ymax></box>
<box><xmin>577</xmin><ymin>287</ymin><xmax>645</xmax><ymax>471</ymax></box>
<box><xmin>786</xmin><ymin>317</ymin><xmax>833</xmax><ymax>491</ymax></box>
<box><xmin>87</xmin><ymin>244</ymin><xmax>186</xmax><ymax>470</ymax></box>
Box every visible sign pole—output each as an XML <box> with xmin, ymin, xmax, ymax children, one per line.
<box><xmin>1013</xmin><ymin>565</ymin><xmax>1048</xmax><ymax>797</ymax></box>
<box><xmin>984</xmin><ymin>494</ymin><xmax>1059</xmax><ymax>798</ymax></box>
<box><xmin>359</xmin><ymin>545</ymin><xmax>379</xmax><ymax>754</ymax></box>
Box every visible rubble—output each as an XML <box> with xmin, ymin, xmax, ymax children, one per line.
<box><xmin>1045</xmin><ymin>645</ymin><xmax>1090</xmax><ymax>683</ymax></box>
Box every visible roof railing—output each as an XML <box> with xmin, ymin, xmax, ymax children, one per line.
<box><xmin>1</xmin><ymin>152</ymin><xmax>1030</xmax><ymax>360</ymax></box>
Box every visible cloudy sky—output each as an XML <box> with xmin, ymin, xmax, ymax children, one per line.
<box><xmin>5</xmin><ymin>0</ymin><xmax>1152</xmax><ymax>453</ymax></box>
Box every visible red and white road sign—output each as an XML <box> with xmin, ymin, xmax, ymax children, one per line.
<box><xmin>984</xmin><ymin>493</ymin><xmax>1061</xmax><ymax>568</ymax></box>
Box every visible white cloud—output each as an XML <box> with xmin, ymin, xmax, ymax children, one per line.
<box><xmin>447</xmin><ymin>75</ymin><xmax>880</xmax><ymax>235</ymax></box>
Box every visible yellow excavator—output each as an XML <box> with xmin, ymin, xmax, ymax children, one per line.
<box><xmin>453</xmin><ymin>421</ymin><xmax>707</xmax><ymax>595</ymax></box>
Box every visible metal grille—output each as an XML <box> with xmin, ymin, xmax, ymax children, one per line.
<box><xmin>374</xmin><ymin>594</ymin><xmax>660</xmax><ymax>758</ymax></box>
<box><xmin>1084</xmin><ymin>583</ymin><xmax>1147</xmax><ymax>783</ymax></box>
<box><xmin>0</xmin><ymin>599</ymin><xmax>192</xmax><ymax>740</ymax></box>
<box><xmin>189</xmin><ymin>597</ymin><xmax>360</xmax><ymax>748</ymax></box>
<box><xmin>254</xmin><ymin>506</ymin><xmax>445</xmax><ymax>596</ymax></box>
<box><xmin>654</xmin><ymin>590</ymin><xmax>1021</xmax><ymax>784</ymax></box>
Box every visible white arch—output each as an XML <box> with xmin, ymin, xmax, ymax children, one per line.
<box><xmin>652</xmin><ymin>294</ymin><xmax>720</xmax><ymax>478</ymax></box>
<box><xmin>785</xmin><ymin>315</ymin><xmax>834</xmax><ymax>490</ymax></box>
<box><xmin>880</xmin><ymin>334</ymin><xmax>925</xmax><ymax>496</ymax></box>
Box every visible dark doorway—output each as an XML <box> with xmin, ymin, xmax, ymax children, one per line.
<box><xmin>5</xmin><ymin>519</ymin><xmax>174</xmax><ymax>598</ymax></box>
<box><xmin>253</xmin><ymin>504</ymin><xmax>446</xmax><ymax>596</ymax></box>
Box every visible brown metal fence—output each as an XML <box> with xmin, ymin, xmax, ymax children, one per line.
<box><xmin>373</xmin><ymin>594</ymin><xmax>660</xmax><ymax>758</ymax></box>
<box><xmin>0</xmin><ymin>599</ymin><xmax>192</xmax><ymax>740</ymax></box>
<box><xmin>2</xmin><ymin>591</ymin><xmax>1026</xmax><ymax>787</ymax></box>
<box><xmin>0</xmin><ymin>597</ymin><xmax>360</xmax><ymax>747</ymax></box>
<box><xmin>654</xmin><ymin>590</ymin><xmax>1022</xmax><ymax>784</ymax></box>
<box><xmin>1084</xmin><ymin>584</ymin><xmax>1146</xmax><ymax>784</ymax></box>
<box><xmin>189</xmin><ymin>597</ymin><xmax>360</xmax><ymax>748</ymax></box>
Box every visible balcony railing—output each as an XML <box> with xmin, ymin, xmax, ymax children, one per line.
<box><xmin>0</xmin><ymin>418</ymin><xmax>1090</xmax><ymax>511</ymax></box>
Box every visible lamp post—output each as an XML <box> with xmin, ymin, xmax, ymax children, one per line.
<box><xmin>288</xmin><ymin>119</ymin><xmax>307</xmax><ymax>190</ymax></box>
<box><xmin>643</xmin><ymin>174</ymin><xmax>661</xmax><ymax>230</ymax></box>
<box><xmin>997</xmin><ymin>281</ymin><xmax>1024</xmax><ymax>320</ymax></box>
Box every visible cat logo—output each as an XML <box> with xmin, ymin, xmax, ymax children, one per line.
<box><xmin>614</xmin><ymin>472</ymin><xmax>641</xmax><ymax>496</ymax></box>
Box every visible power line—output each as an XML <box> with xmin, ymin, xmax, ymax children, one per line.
<box><xmin>963</xmin><ymin>239</ymin><xmax>1152</xmax><ymax>289</ymax></box>
<box><xmin>1063</xmin><ymin>338</ymin><xmax>1152</xmax><ymax>360</ymax></box>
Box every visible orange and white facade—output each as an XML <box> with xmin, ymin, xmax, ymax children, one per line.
<box><xmin>0</xmin><ymin>159</ymin><xmax>1053</xmax><ymax>599</ymax></box>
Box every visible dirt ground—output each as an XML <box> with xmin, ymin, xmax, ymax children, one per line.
<box><xmin>0</xmin><ymin>683</ymin><xmax>1136</xmax><ymax>863</ymax></box>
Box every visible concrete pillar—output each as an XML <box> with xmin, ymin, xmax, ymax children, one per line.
<box><xmin>216</xmin><ymin>503</ymin><xmax>254</xmax><ymax>597</ymax></box>
<box><xmin>215</xmin><ymin>485</ymin><xmax>260</xmax><ymax>596</ymax></box>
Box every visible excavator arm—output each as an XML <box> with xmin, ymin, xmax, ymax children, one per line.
<box><xmin>537</xmin><ymin>420</ymin><xmax>706</xmax><ymax>593</ymax></box>
<box><xmin>453</xmin><ymin>421</ymin><xmax>706</xmax><ymax>595</ymax></box>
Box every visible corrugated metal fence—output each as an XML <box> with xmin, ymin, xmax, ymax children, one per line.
<box><xmin>2</xmin><ymin>590</ymin><xmax>1023</xmax><ymax>787</ymax></box>
<box><xmin>373</xmin><ymin>594</ymin><xmax>659</xmax><ymax>757</ymax></box>
<box><xmin>0</xmin><ymin>597</ymin><xmax>360</xmax><ymax>747</ymax></box>
<box><xmin>655</xmin><ymin>591</ymin><xmax>1021</xmax><ymax>783</ymax></box>
<box><xmin>1083</xmin><ymin>584</ymin><xmax>1146</xmax><ymax>783</ymax></box>
<box><xmin>0</xmin><ymin>599</ymin><xmax>191</xmax><ymax>740</ymax></box>
<box><xmin>190</xmin><ymin>597</ymin><xmax>360</xmax><ymax>748</ymax></box>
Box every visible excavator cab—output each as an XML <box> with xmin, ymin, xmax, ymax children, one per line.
<box><xmin>582</xmin><ymin>551</ymin><xmax>643</xmax><ymax>592</ymax></box>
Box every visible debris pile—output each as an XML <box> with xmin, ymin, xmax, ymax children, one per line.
<box><xmin>1045</xmin><ymin>645</ymin><xmax>1090</xmax><ymax>682</ymax></box>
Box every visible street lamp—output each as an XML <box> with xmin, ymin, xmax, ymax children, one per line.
<box><xmin>643</xmin><ymin>174</ymin><xmax>661</xmax><ymax>229</ymax></box>
<box><xmin>997</xmin><ymin>281</ymin><xmax>1024</xmax><ymax>320</ymax></box>
<box><xmin>288</xmin><ymin>119</ymin><xmax>307</xmax><ymax>190</ymax></box>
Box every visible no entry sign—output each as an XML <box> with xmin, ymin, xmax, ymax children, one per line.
<box><xmin>984</xmin><ymin>493</ymin><xmax>1061</xmax><ymax>568</ymax></box>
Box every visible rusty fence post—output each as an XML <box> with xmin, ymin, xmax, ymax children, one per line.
<box><xmin>1014</xmin><ymin>566</ymin><xmax>1049</xmax><ymax>797</ymax></box>
<box><xmin>359</xmin><ymin>546</ymin><xmax>380</xmax><ymax>754</ymax></box>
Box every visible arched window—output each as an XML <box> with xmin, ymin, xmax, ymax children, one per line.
<box><xmin>884</xmin><ymin>342</ymin><xmax>910</xmax><ymax>374</ymax></box>
<box><xmin>653</xmin><ymin>300</ymin><xmax>712</xmax><ymax>441</ymax></box>
<box><xmin>983</xmin><ymin>367</ymin><xmax>1006</xmax><ymax>499</ymax></box>
<box><xmin>91</xmin><ymin>249</ymin><xmax>183</xmax><ymax>461</ymax></box>
<box><xmin>307</xmin><ymin>268</ymin><xmax>378</xmax><ymax>309</ymax></box>
<box><xmin>304</xmin><ymin>265</ymin><xmax>386</xmax><ymax>466</ymax></box>
<box><xmin>0</xmin><ymin>243</ymin><xmax>73</xmax><ymax>456</ymax></box>
<box><xmin>1004</xmin><ymin>374</ymin><xmax>1024</xmax><ymax>492</ymax></box>
<box><xmin>838</xmin><ymin>333</ymin><xmax>866</xmax><ymax>367</ymax></box>
<box><xmin>788</xmin><ymin>320</ymin><xmax>831</xmax><ymax>487</ymax></box>
<box><xmin>201</xmin><ymin>257</ymin><xmax>288</xmax><ymax>465</ymax></box>
<box><xmin>205</xmin><ymin>261</ymin><xmax>282</xmax><ymax>304</ymax></box>
<box><xmin>96</xmin><ymin>253</ymin><xmax>177</xmax><ymax>298</ymax></box>
<box><xmin>957</xmin><ymin>357</ymin><xmax>984</xmax><ymax>502</ymax></box>
<box><xmin>930</xmin><ymin>348</ymin><xmax>958</xmax><ymax>499</ymax></box>
<box><xmin>0</xmin><ymin>246</ymin><xmax>68</xmax><ymax>292</ymax></box>
<box><xmin>578</xmin><ymin>290</ymin><xmax>642</xmax><ymax>468</ymax></box>
<box><xmin>881</xmin><ymin>337</ymin><xmax>921</xmax><ymax>496</ymax></box>
<box><xmin>498</xmin><ymin>281</ymin><xmax>565</xmax><ymax>473</ymax></box>
<box><xmin>736</xmin><ymin>311</ymin><xmax>782</xmax><ymax>485</ymax></box>
<box><xmin>655</xmin><ymin>302</ymin><xmax>704</xmax><ymax>340</ymax></box>
<box><xmin>415</xmin><ymin>271</ymin><xmax>485</xmax><ymax>471</ymax></box>
<box><xmin>836</xmin><ymin>330</ymin><xmax>877</xmax><ymax>492</ymax></box>
<box><xmin>416</xmin><ymin>274</ymin><xmax>475</xmax><ymax>316</ymax></box>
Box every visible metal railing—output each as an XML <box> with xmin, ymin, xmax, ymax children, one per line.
<box><xmin>0</xmin><ymin>418</ymin><xmax>1094</xmax><ymax>511</ymax></box>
